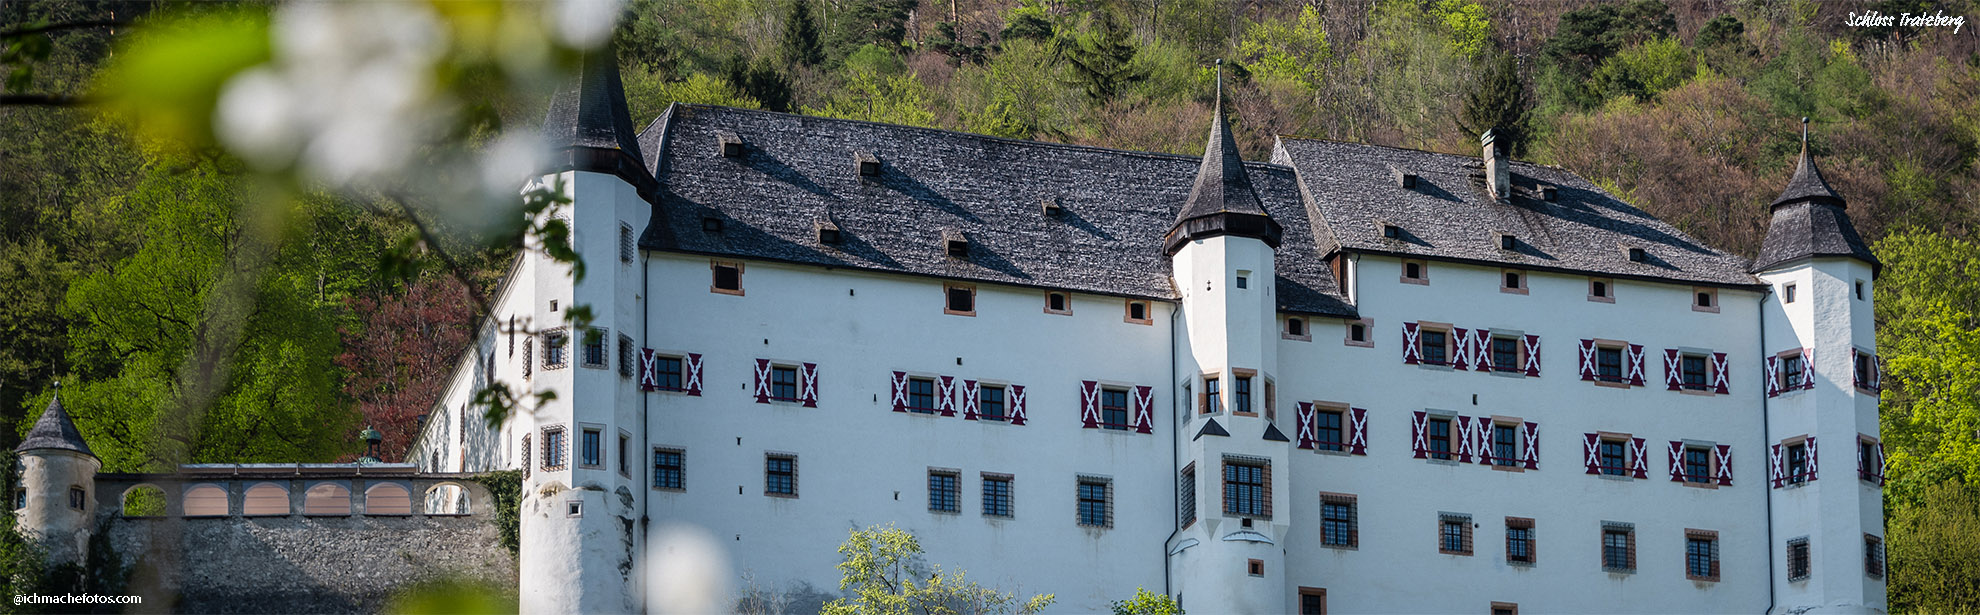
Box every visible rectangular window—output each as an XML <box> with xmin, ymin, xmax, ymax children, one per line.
<box><xmin>1321</xmin><ymin>493</ymin><xmax>1357</xmax><ymax>548</ymax></box>
<box><xmin>1077</xmin><ymin>479</ymin><xmax>1110</xmax><ymax>528</ymax></box>
<box><xmin>1787</xmin><ymin>442</ymin><xmax>1809</xmax><ymax>484</ymax></box>
<box><xmin>1602</xmin><ymin>524</ymin><xmax>1636</xmax><ymax>572</ymax></box>
<box><xmin>545</xmin><ymin>331</ymin><xmax>568</xmax><ymax>368</ymax></box>
<box><xmin>1203</xmin><ymin>377</ymin><xmax>1220</xmax><ymax>414</ymax></box>
<box><xmin>1178</xmin><ymin>464</ymin><xmax>1196</xmax><ymax>528</ymax></box>
<box><xmin>617</xmin><ymin>335</ymin><xmax>635</xmax><ymax>378</ymax></box>
<box><xmin>582</xmin><ymin>330</ymin><xmax>607</xmax><ymax>368</ymax></box>
<box><xmin>1785</xmin><ymin>283</ymin><xmax>1797</xmax><ymax>303</ymax></box>
<box><xmin>1428</xmin><ymin>418</ymin><xmax>1453</xmax><ymax>460</ymax></box>
<box><xmin>1315</xmin><ymin>409</ymin><xmax>1345</xmax><ymax>452</ymax></box>
<box><xmin>1223</xmin><ymin>460</ymin><xmax>1268</xmax><ymax>517</ymax></box>
<box><xmin>712</xmin><ymin>261</ymin><xmax>743</xmax><ymax>294</ymax></box>
<box><xmin>1491</xmin><ymin>337</ymin><xmax>1519</xmax><ymax>371</ymax></box>
<box><xmin>1299</xmin><ymin>588</ymin><xmax>1326</xmax><ymax>615</ymax></box>
<box><xmin>1860</xmin><ymin>439</ymin><xmax>1881</xmax><ymax>483</ymax></box>
<box><xmin>928</xmin><ymin>470</ymin><xmax>959</xmax><ymax>513</ymax></box>
<box><xmin>580</xmin><ymin>428</ymin><xmax>602</xmax><ymax>467</ymax></box>
<box><xmin>1491</xmin><ymin>603</ymin><xmax>1518</xmax><ymax>615</ymax></box>
<box><xmin>1439</xmin><ymin>513</ymin><xmax>1473</xmax><ymax>555</ymax></box>
<box><xmin>1787</xmin><ymin>537</ymin><xmax>1811</xmax><ymax>581</ymax></box>
<box><xmin>1233</xmin><ymin>376</ymin><xmax>1253</xmax><ymax>414</ymax></box>
<box><xmin>1683</xmin><ymin>355</ymin><xmax>1708</xmax><ymax>389</ymax></box>
<box><xmin>1506</xmin><ymin>517</ymin><xmax>1534</xmax><ymax>564</ymax></box>
<box><xmin>1421</xmin><ymin>329</ymin><xmax>1448</xmax><ymax>365</ymax></box>
<box><xmin>1781</xmin><ymin>353</ymin><xmax>1805</xmax><ymax>390</ymax></box>
<box><xmin>521</xmin><ymin>434</ymin><xmax>531</xmax><ymax>479</ymax></box>
<box><xmin>770</xmin><ymin>366</ymin><xmax>799</xmax><ymax>401</ymax></box>
<box><xmin>979</xmin><ymin>385</ymin><xmax>1006</xmax><ymax>421</ymax></box>
<box><xmin>907</xmin><ymin>378</ymin><xmax>936</xmax><ymax>414</ymax></box>
<box><xmin>620</xmin><ymin>222</ymin><xmax>635</xmax><ymax>263</ymax></box>
<box><xmin>656</xmin><ymin>356</ymin><xmax>684</xmax><ymax>390</ymax></box>
<box><xmin>68</xmin><ymin>487</ymin><xmax>85</xmax><ymax>510</ymax></box>
<box><xmin>1686</xmin><ymin>531</ymin><xmax>1720</xmax><ymax>581</ymax></box>
<box><xmin>653</xmin><ymin>449</ymin><xmax>684</xmax><ymax>490</ymax></box>
<box><xmin>982</xmin><ymin>474</ymin><xmax>1013</xmax><ymax>518</ymax></box>
<box><xmin>1493</xmin><ymin>423</ymin><xmax>1518</xmax><ymax>466</ymax></box>
<box><xmin>542</xmin><ymin>426</ymin><xmax>567</xmax><ymax>470</ymax></box>
<box><xmin>944</xmin><ymin>284</ymin><xmax>975</xmax><ymax>316</ymax></box>
<box><xmin>1865</xmin><ymin>534</ymin><xmax>1884</xmax><ymax>579</ymax></box>
<box><xmin>1854</xmin><ymin>352</ymin><xmax>1873</xmax><ymax>390</ymax></box>
<box><xmin>1101</xmin><ymin>388</ymin><xmax>1129</xmax><ymax>430</ymax></box>
<box><xmin>766</xmin><ymin>455</ymin><xmax>797</xmax><ymax>497</ymax></box>
<box><xmin>1600</xmin><ymin>439</ymin><xmax>1627</xmax><ymax>476</ymax></box>
<box><xmin>1597</xmin><ymin>346</ymin><xmax>1623</xmax><ymax>381</ymax></box>
<box><xmin>1685</xmin><ymin>446</ymin><xmax>1712</xmax><ymax>483</ymax></box>
<box><xmin>617</xmin><ymin>434</ymin><xmax>629</xmax><ymax>476</ymax></box>
<box><xmin>523</xmin><ymin>338</ymin><xmax>533</xmax><ymax>379</ymax></box>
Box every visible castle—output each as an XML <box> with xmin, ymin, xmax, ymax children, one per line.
<box><xmin>14</xmin><ymin>49</ymin><xmax>1887</xmax><ymax>614</ymax></box>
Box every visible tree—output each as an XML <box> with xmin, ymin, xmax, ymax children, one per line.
<box><xmin>1062</xmin><ymin>11</ymin><xmax>1145</xmax><ymax>106</ymax></box>
<box><xmin>1591</xmin><ymin>38</ymin><xmax>1693</xmax><ymax>103</ymax></box>
<box><xmin>335</xmin><ymin>275</ymin><xmax>475</xmax><ymax>461</ymax></box>
<box><xmin>778</xmin><ymin>0</ymin><xmax>822</xmax><ymax>69</ymax></box>
<box><xmin>1875</xmin><ymin>230</ymin><xmax>1980</xmax><ymax>495</ymax></box>
<box><xmin>1459</xmin><ymin>52</ymin><xmax>1531</xmax><ymax>157</ymax></box>
<box><xmin>999</xmin><ymin>0</ymin><xmax>1054</xmax><ymax>44</ymax></box>
<box><xmin>1111</xmin><ymin>587</ymin><xmax>1183</xmax><ymax>615</ymax></box>
<box><xmin>1887</xmin><ymin>481</ymin><xmax>1980</xmax><ymax>612</ymax></box>
<box><xmin>1236</xmin><ymin>5</ymin><xmax>1332</xmax><ymax>91</ymax></box>
<box><xmin>821</xmin><ymin>524</ymin><xmax>1055</xmax><ymax>615</ymax></box>
<box><xmin>827</xmin><ymin>0</ymin><xmax>916</xmax><ymax>60</ymax></box>
<box><xmin>1538</xmin><ymin>0</ymin><xmax>1675</xmax><ymax>108</ymax></box>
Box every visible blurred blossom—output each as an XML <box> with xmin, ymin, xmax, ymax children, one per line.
<box><xmin>645</xmin><ymin>524</ymin><xmax>731</xmax><ymax>614</ymax></box>
<box><xmin>481</xmin><ymin>131</ymin><xmax>547</xmax><ymax>197</ymax></box>
<box><xmin>548</xmin><ymin>0</ymin><xmax>626</xmax><ymax>50</ymax></box>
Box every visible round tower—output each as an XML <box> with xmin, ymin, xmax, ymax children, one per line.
<box><xmin>1165</xmin><ymin>64</ymin><xmax>1290</xmax><ymax>615</ymax></box>
<box><xmin>13</xmin><ymin>383</ymin><xmax>101</xmax><ymax>566</ymax></box>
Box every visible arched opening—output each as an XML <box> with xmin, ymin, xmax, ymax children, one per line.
<box><xmin>364</xmin><ymin>483</ymin><xmax>412</xmax><ymax>516</ymax></box>
<box><xmin>242</xmin><ymin>482</ymin><xmax>290</xmax><ymax>516</ymax></box>
<box><xmin>423</xmin><ymin>483</ymin><xmax>470</xmax><ymax>515</ymax></box>
<box><xmin>183</xmin><ymin>484</ymin><xmax>229</xmax><ymax>517</ymax></box>
<box><xmin>121</xmin><ymin>484</ymin><xmax>166</xmax><ymax>517</ymax></box>
<box><xmin>302</xmin><ymin>482</ymin><xmax>351</xmax><ymax>516</ymax></box>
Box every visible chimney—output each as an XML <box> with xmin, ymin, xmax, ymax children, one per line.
<box><xmin>1483</xmin><ymin>129</ymin><xmax>1510</xmax><ymax>201</ymax></box>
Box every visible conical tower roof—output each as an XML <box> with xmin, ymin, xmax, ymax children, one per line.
<box><xmin>1164</xmin><ymin>62</ymin><xmax>1281</xmax><ymax>255</ymax></box>
<box><xmin>1770</xmin><ymin>122</ymin><xmax>1845</xmax><ymax>209</ymax></box>
<box><xmin>15</xmin><ymin>383</ymin><xmax>92</xmax><ymax>457</ymax></box>
<box><xmin>1752</xmin><ymin>119</ymin><xmax>1878</xmax><ymax>273</ymax></box>
<box><xmin>540</xmin><ymin>42</ymin><xmax>659</xmax><ymax>198</ymax></box>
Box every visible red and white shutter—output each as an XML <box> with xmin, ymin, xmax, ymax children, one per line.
<box><xmin>1411</xmin><ymin>411</ymin><xmax>1429</xmax><ymax>459</ymax></box>
<box><xmin>890</xmin><ymin>371</ymin><xmax>909</xmax><ymax>412</ymax></box>
<box><xmin>1008</xmin><ymin>385</ymin><xmax>1028</xmax><ymax>426</ymax></box>
<box><xmin>1403</xmin><ymin>322</ymin><xmax>1422</xmax><ymax>364</ymax></box>
<box><xmin>1806</xmin><ymin>436</ymin><xmax>1819</xmax><ymax>481</ymax></box>
<box><xmin>1349</xmin><ymin>408</ymin><xmax>1369</xmax><ymax>456</ymax></box>
<box><xmin>1473</xmin><ymin>329</ymin><xmax>1493</xmax><ymax>373</ymax></box>
<box><xmin>800</xmin><ymin>362</ymin><xmax>819</xmax><ymax>407</ymax></box>
<box><xmin>1451</xmin><ymin>327</ymin><xmax>1470</xmax><ymax>371</ymax></box>
<box><xmin>1523</xmin><ymin>335</ymin><xmax>1542</xmax><ymax>377</ymax></box>
<box><xmin>1873</xmin><ymin>355</ymin><xmax>1886</xmax><ymax>392</ymax></box>
<box><xmin>1711</xmin><ymin>352</ymin><xmax>1729</xmax><ymax>395</ymax></box>
<box><xmin>1765</xmin><ymin>357</ymin><xmax>1780</xmax><ymax>398</ymax></box>
<box><xmin>1769</xmin><ymin>444</ymin><xmax>1784</xmax><ymax>488</ymax></box>
<box><xmin>1578</xmin><ymin>339</ymin><xmax>1597</xmax><ymax>381</ymax></box>
<box><xmin>1521</xmin><ymin>422</ymin><xmax>1539</xmax><ymax>470</ymax></box>
<box><xmin>1630</xmin><ymin>437</ymin><xmax>1649</xmax><ymax>479</ymax></box>
<box><xmin>1802</xmin><ymin>348</ymin><xmax>1817</xmax><ymax>390</ymax></box>
<box><xmin>937</xmin><ymin>376</ymin><xmax>957</xmax><ymax>417</ymax></box>
<box><xmin>1852</xmin><ymin>349</ymin><xmax>1863</xmax><ymax>389</ymax></box>
<box><xmin>1715</xmin><ymin>444</ymin><xmax>1733</xmax><ymax>486</ymax></box>
<box><xmin>1079</xmin><ymin>381</ymin><xmax>1100</xmax><ymax>429</ymax></box>
<box><xmin>1874</xmin><ymin>443</ymin><xmax>1886</xmax><ymax>486</ymax></box>
<box><xmin>962</xmin><ymin>380</ymin><xmax>980</xmax><ymax>420</ymax></box>
<box><xmin>639</xmin><ymin>349</ymin><xmax>660</xmax><ymax>390</ymax></box>
<box><xmin>1857</xmin><ymin>441</ymin><xmax>1868</xmax><ymax>481</ymax></box>
<box><xmin>1668</xmin><ymin>441</ymin><xmax>1686</xmax><ymax>482</ymax></box>
<box><xmin>1474</xmin><ymin>416</ymin><xmax>1495</xmax><ymax>466</ymax></box>
<box><xmin>1296</xmin><ymin>402</ymin><xmax>1316</xmax><ymax>450</ymax></box>
<box><xmin>1132</xmin><ymin>385</ymin><xmax>1155</xmax><ymax>434</ymax></box>
<box><xmin>684</xmin><ymin>353</ymin><xmax>704</xmax><ymax>396</ymax></box>
<box><xmin>1664</xmin><ymin>349</ymin><xmax>1683</xmax><ymax>391</ymax></box>
<box><xmin>1626</xmin><ymin>344</ymin><xmax>1647</xmax><ymax>387</ymax></box>
<box><xmin>1583</xmin><ymin>433</ymin><xmax>1601</xmax><ymax>474</ymax></box>
<box><xmin>753</xmin><ymin>359</ymin><xmax>772</xmax><ymax>404</ymax></box>
<box><xmin>1454</xmin><ymin>415</ymin><xmax>1474</xmax><ymax>463</ymax></box>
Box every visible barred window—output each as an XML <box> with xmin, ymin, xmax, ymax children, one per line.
<box><xmin>541</xmin><ymin>426</ymin><xmax>567</xmax><ymax>470</ymax></box>
<box><xmin>1686</xmin><ymin>530</ymin><xmax>1720</xmax><ymax>581</ymax></box>
<box><xmin>1321</xmin><ymin>493</ymin><xmax>1358</xmax><ymax>548</ymax></box>
<box><xmin>1787</xmin><ymin>537</ymin><xmax>1811</xmax><ymax>581</ymax></box>
<box><xmin>581</xmin><ymin>329</ymin><xmax>608</xmax><ymax>368</ymax></box>
<box><xmin>523</xmin><ymin>338</ymin><xmax>534</xmax><ymax>379</ymax></box>
<box><xmin>1076</xmin><ymin>477</ymin><xmax>1111</xmax><ymax>528</ymax></box>
<box><xmin>617</xmin><ymin>335</ymin><xmax>635</xmax><ymax>378</ymax></box>
<box><xmin>1506</xmin><ymin>517</ymin><xmax>1534</xmax><ymax>564</ymax></box>
<box><xmin>1602</xmin><ymin>522</ymin><xmax>1636</xmax><ymax>573</ymax></box>
<box><xmin>1865</xmin><ymin>534</ymin><xmax>1884</xmax><ymax>579</ymax></box>
<box><xmin>766</xmin><ymin>454</ymin><xmax>797</xmax><ymax>497</ymax></box>
<box><xmin>619</xmin><ymin>222</ymin><xmax>636</xmax><ymax>263</ymax></box>
<box><xmin>520</xmin><ymin>434</ymin><xmax>531</xmax><ymax>479</ymax></box>
<box><xmin>1223</xmin><ymin>458</ymin><xmax>1269</xmax><ymax>518</ymax></box>
<box><xmin>653</xmin><ymin>449</ymin><xmax>684</xmax><ymax>490</ymax></box>
<box><xmin>928</xmin><ymin>470</ymin><xmax>959</xmax><ymax>513</ymax></box>
<box><xmin>982</xmin><ymin>473</ymin><xmax>1012</xmax><ymax>518</ymax></box>
<box><xmin>1438</xmin><ymin>512</ymin><xmax>1473</xmax><ymax>556</ymax></box>
<box><xmin>543</xmin><ymin>329</ymin><xmax>568</xmax><ymax>369</ymax></box>
<box><xmin>1178</xmin><ymin>464</ymin><xmax>1196</xmax><ymax>528</ymax></box>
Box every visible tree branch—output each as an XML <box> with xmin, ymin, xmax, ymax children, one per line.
<box><xmin>0</xmin><ymin>20</ymin><xmax>128</xmax><ymax>38</ymax></box>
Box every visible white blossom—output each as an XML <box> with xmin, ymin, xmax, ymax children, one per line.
<box><xmin>548</xmin><ymin>0</ymin><xmax>626</xmax><ymax>50</ymax></box>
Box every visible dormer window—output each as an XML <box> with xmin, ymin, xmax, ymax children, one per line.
<box><xmin>944</xmin><ymin>232</ymin><xmax>969</xmax><ymax>258</ymax></box>
<box><xmin>1500</xmin><ymin>235</ymin><xmax>1516</xmax><ymax>250</ymax></box>
<box><xmin>1383</xmin><ymin>224</ymin><xmax>1402</xmax><ymax>239</ymax></box>
<box><xmin>855</xmin><ymin>152</ymin><xmax>880</xmax><ymax>177</ymax></box>
<box><xmin>1391</xmin><ymin>166</ymin><xmax>1417</xmax><ymax>188</ymax></box>
<box><xmin>1539</xmin><ymin>185</ymin><xmax>1558</xmax><ymax>201</ymax></box>
<box><xmin>1041</xmin><ymin>197</ymin><xmax>1063</xmax><ymax>216</ymax></box>
<box><xmin>1628</xmin><ymin>247</ymin><xmax>1648</xmax><ymax>263</ymax></box>
<box><xmin>717</xmin><ymin>132</ymin><xmax>743</xmax><ymax>158</ymax></box>
<box><xmin>816</xmin><ymin>221</ymin><xmax>841</xmax><ymax>245</ymax></box>
<box><xmin>701</xmin><ymin>216</ymin><xmax>723</xmax><ymax>233</ymax></box>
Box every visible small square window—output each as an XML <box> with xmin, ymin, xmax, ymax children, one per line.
<box><xmin>1299</xmin><ymin>588</ymin><xmax>1327</xmax><ymax>615</ymax></box>
<box><xmin>655</xmin><ymin>355</ymin><xmax>685</xmax><ymax>391</ymax></box>
<box><xmin>1499</xmin><ymin>235</ymin><xmax>1516</xmax><ymax>250</ymax></box>
<box><xmin>1401</xmin><ymin>260</ymin><xmax>1427</xmax><ymax>283</ymax></box>
<box><xmin>766</xmin><ymin>454</ymin><xmax>798</xmax><ymax>497</ymax></box>
<box><xmin>1589</xmin><ymin>278</ymin><xmax>1614</xmax><ymax>302</ymax></box>
<box><xmin>979</xmin><ymin>385</ymin><xmax>1007</xmax><ymax>421</ymax></box>
<box><xmin>1438</xmin><ymin>513</ymin><xmax>1473</xmax><ymax>555</ymax></box>
<box><xmin>770</xmin><ymin>366</ymin><xmax>799</xmax><ymax>401</ymax></box>
<box><xmin>1236</xmin><ymin>272</ymin><xmax>1249</xmax><ymax>289</ymax></box>
<box><xmin>566</xmin><ymin>501</ymin><xmax>583</xmax><ymax>517</ymax></box>
<box><xmin>1694</xmin><ymin>287</ymin><xmax>1720</xmax><ymax>313</ymax></box>
<box><xmin>1284</xmin><ymin>317</ymin><xmax>1309</xmax><ymax>340</ymax></box>
<box><xmin>712</xmin><ymin>261</ymin><xmax>743</xmax><ymax>295</ymax></box>
<box><xmin>1628</xmin><ymin>247</ymin><xmax>1648</xmax><ymax>262</ymax></box>
<box><xmin>701</xmin><ymin>216</ymin><xmax>723</xmax><ymax>233</ymax></box>
<box><xmin>907</xmin><ymin>377</ymin><xmax>936</xmax><ymax>414</ymax></box>
<box><xmin>1682</xmin><ymin>354</ymin><xmax>1710</xmax><ymax>390</ymax></box>
<box><xmin>944</xmin><ymin>284</ymin><xmax>976</xmax><ymax>316</ymax></box>
<box><xmin>1501</xmin><ymin>270</ymin><xmax>1526</xmax><ymax>294</ymax></box>
<box><xmin>1247</xmin><ymin>559</ymin><xmax>1265</xmax><ymax>577</ymax></box>
<box><xmin>1492</xmin><ymin>602</ymin><xmax>1519</xmax><ymax>615</ymax></box>
<box><xmin>1420</xmin><ymin>328</ymin><xmax>1450</xmax><ymax>365</ymax></box>
<box><xmin>1383</xmin><ymin>224</ymin><xmax>1401</xmax><ymax>239</ymax></box>
<box><xmin>1125</xmin><ymin>300</ymin><xmax>1152</xmax><ymax>324</ymax></box>
<box><xmin>1345</xmin><ymin>319</ymin><xmax>1373</xmax><ymax>347</ymax></box>
<box><xmin>1490</xmin><ymin>336</ymin><xmax>1520</xmax><ymax>372</ymax></box>
<box><xmin>1045</xmin><ymin>291</ymin><xmax>1070</xmax><ymax>315</ymax></box>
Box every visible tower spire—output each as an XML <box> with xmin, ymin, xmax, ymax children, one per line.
<box><xmin>1751</xmin><ymin>118</ymin><xmax>1879</xmax><ymax>273</ymax></box>
<box><xmin>1163</xmin><ymin>59</ymin><xmax>1280</xmax><ymax>255</ymax></box>
<box><xmin>16</xmin><ymin>382</ymin><xmax>93</xmax><ymax>457</ymax></box>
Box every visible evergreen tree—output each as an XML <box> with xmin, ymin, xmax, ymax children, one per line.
<box><xmin>1000</xmin><ymin>0</ymin><xmax>1055</xmax><ymax>43</ymax></box>
<box><xmin>778</xmin><ymin>0</ymin><xmax>823</xmax><ymax>69</ymax></box>
<box><xmin>827</xmin><ymin>0</ymin><xmax>917</xmax><ymax>59</ymax></box>
<box><xmin>723</xmin><ymin>56</ymin><xmax>793</xmax><ymax>113</ymax></box>
<box><xmin>1459</xmin><ymin>52</ymin><xmax>1531</xmax><ymax>157</ymax></box>
<box><xmin>1063</xmin><ymin>11</ymin><xmax>1145</xmax><ymax>105</ymax></box>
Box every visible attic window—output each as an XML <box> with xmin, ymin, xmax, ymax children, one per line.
<box><xmin>855</xmin><ymin>152</ymin><xmax>880</xmax><ymax>177</ymax></box>
<box><xmin>1628</xmin><ymin>248</ymin><xmax>1647</xmax><ymax>263</ymax></box>
<box><xmin>717</xmin><ymin>132</ymin><xmax>743</xmax><ymax>158</ymax></box>
<box><xmin>1499</xmin><ymin>235</ymin><xmax>1516</xmax><ymax>250</ymax></box>
<box><xmin>1540</xmin><ymin>185</ymin><xmax>1558</xmax><ymax>201</ymax></box>
<box><xmin>701</xmin><ymin>216</ymin><xmax>723</xmax><ymax>233</ymax></box>
<box><xmin>1042</xmin><ymin>197</ymin><xmax>1063</xmax><ymax>216</ymax></box>
<box><xmin>816</xmin><ymin>221</ymin><xmax>841</xmax><ymax>245</ymax></box>
<box><xmin>1391</xmin><ymin>166</ymin><xmax>1417</xmax><ymax>189</ymax></box>
<box><xmin>944</xmin><ymin>232</ymin><xmax>969</xmax><ymax>258</ymax></box>
<box><xmin>1383</xmin><ymin>224</ymin><xmax>1402</xmax><ymax>240</ymax></box>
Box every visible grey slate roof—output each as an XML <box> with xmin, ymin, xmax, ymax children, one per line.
<box><xmin>542</xmin><ymin>47</ymin><xmax>646</xmax><ymax>160</ymax></box>
<box><xmin>16</xmin><ymin>387</ymin><xmax>92</xmax><ymax>457</ymax></box>
<box><xmin>637</xmin><ymin>105</ymin><xmax>1354</xmax><ymax>316</ymax></box>
<box><xmin>1175</xmin><ymin>90</ymin><xmax>1271</xmax><ymax>225</ymax></box>
<box><xmin>1752</xmin><ymin>202</ymin><xmax>1879</xmax><ymax>273</ymax></box>
<box><xmin>1272</xmin><ymin>137</ymin><xmax>1762</xmax><ymax>288</ymax></box>
<box><xmin>1772</xmin><ymin>140</ymin><xmax>1845</xmax><ymax>208</ymax></box>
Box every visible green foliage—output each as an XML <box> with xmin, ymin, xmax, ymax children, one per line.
<box><xmin>1875</xmin><ymin>229</ymin><xmax>1980</xmax><ymax>495</ymax></box>
<box><xmin>826</xmin><ymin>0</ymin><xmax>915</xmax><ymax>61</ymax></box>
<box><xmin>384</xmin><ymin>576</ymin><xmax>519</xmax><ymax>615</ymax></box>
<box><xmin>1432</xmin><ymin>0</ymin><xmax>1492</xmax><ymax>60</ymax></box>
<box><xmin>120</xmin><ymin>485</ymin><xmax>166</xmax><ymax>517</ymax></box>
<box><xmin>1591</xmin><ymin>37</ymin><xmax>1693</xmax><ymax>103</ymax></box>
<box><xmin>999</xmin><ymin>0</ymin><xmax>1055</xmax><ymax>44</ymax></box>
<box><xmin>1887</xmin><ymin>480</ymin><xmax>1980</xmax><ymax>612</ymax></box>
<box><xmin>806</xmin><ymin>52</ymin><xmax>934</xmax><ymax>127</ymax></box>
<box><xmin>1062</xmin><ymin>11</ymin><xmax>1145</xmax><ymax>106</ymax></box>
<box><xmin>1696</xmin><ymin>15</ymin><xmax>1746</xmax><ymax>50</ymax></box>
<box><xmin>723</xmin><ymin>56</ymin><xmax>793</xmax><ymax>114</ymax></box>
<box><xmin>777</xmin><ymin>0</ymin><xmax>823</xmax><ymax>69</ymax></box>
<box><xmin>1111</xmin><ymin>587</ymin><xmax>1183</xmax><ymax>615</ymax></box>
<box><xmin>821</xmin><ymin>524</ymin><xmax>1054</xmax><ymax>615</ymax></box>
<box><xmin>472</xmin><ymin>470</ymin><xmax>523</xmax><ymax>558</ymax></box>
<box><xmin>95</xmin><ymin>7</ymin><xmax>271</xmax><ymax>149</ymax></box>
<box><xmin>1460</xmin><ymin>52</ymin><xmax>1531</xmax><ymax>156</ymax></box>
<box><xmin>623</xmin><ymin>71</ymin><xmax>762</xmax><ymax>125</ymax></box>
<box><xmin>1538</xmin><ymin>0</ymin><xmax>1675</xmax><ymax>109</ymax></box>
<box><xmin>1236</xmin><ymin>6</ymin><xmax>1332</xmax><ymax>91</ymax></box>
<box><xmin>957</xmin><ymin>39</ymin><xmax>1075</xmax><ymax>140</ymax></box>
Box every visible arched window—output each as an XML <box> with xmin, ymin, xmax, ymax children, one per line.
<box><xmin>364</xmin><ymin>483</ymin><xmax>413</xmax><ymax>516</ymax></box>
<box><xmin>242</xmin><ymin>482</ymin><xmax>290</xmax><ymax>516</ymax></box>
<box><xmin>121</xmin><ymin>484</ymin><xmax>167</xmax><ymax>517</ymax></box>
<box><xmin>423</xmin><ymin>483</ymin><xmax>470</xmax><ymax>515</ymax></box>
<box><xmin>302</xmin><ymin>483</ymin><xmax>351</xmax><ymax>516</ymax></box>
<box><xmin>183</xmin><ymin>484</ymin><xmax>229</xmax><ymax>517</ymax></box>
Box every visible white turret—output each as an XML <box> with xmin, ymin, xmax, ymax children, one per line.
<box><xmin>13</xmin><ymin>383</ymin><xmax>101</xmax><ymax>567</ymax></box>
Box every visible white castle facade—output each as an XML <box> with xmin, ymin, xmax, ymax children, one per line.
<box><xmin>391</xmin><ymin>53</ymin><xmax>1889</xmax><ymax>614</ymax></box>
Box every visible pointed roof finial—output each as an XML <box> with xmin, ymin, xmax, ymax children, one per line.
<box><xmin>1801</xmin><ymin>116</ymin><xmax>1809</xmax><ymax>148</ymax></box>
<box><xmin>1772</xmin><ymin>117</ymin><xmax>1842</xmax><ymax>209</ymax></box>
<box><xmin>1165</xmin><ymin>61</ymin><xmax>1281</xmax><ymax>255</ymax></box>
<box><xmin>1214</xmin><ymin>59</ymin><xmax>1224</xmax><ymax>112</ymax></box>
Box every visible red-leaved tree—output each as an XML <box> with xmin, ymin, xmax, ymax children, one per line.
<box><xmin>336</xmin><ymin>275</ymin><xmax>474</xmax><ymax>461</ymax></box>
